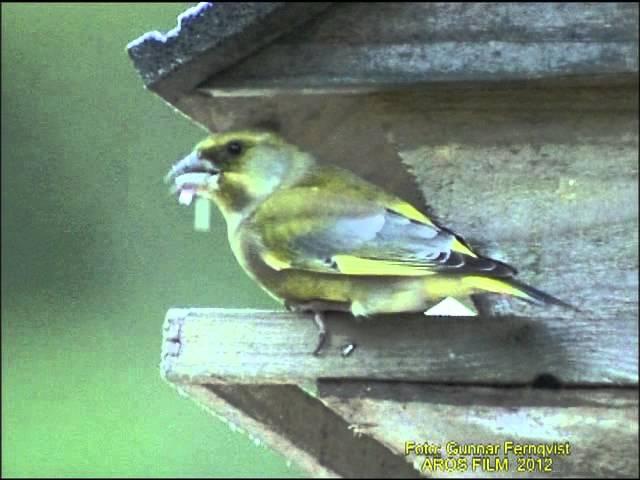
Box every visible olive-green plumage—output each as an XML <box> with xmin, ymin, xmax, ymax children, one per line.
<box><xmin>166</xmin><ymin>131</ymin><xmax>575</xmax><ymax>352</ymax></box>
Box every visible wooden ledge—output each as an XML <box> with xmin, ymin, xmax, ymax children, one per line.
<box><xmin>161</xmin><ymin>308</ymin><xmax>637</xmax><ymax>385</ymax></box>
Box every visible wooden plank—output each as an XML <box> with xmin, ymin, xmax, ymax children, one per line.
<box><xmin>318</xmin><ymin>382</ymin><xmax>639</xmax><ymax>478</ymax></box>
<box><xmin>171</xmin><ymin>384</ymin><xmax>337</xmax><ymax>478</ymax></box>
<box><xmin>201</xmin><ymin>2</ymin><xmax>639</xmax><ymax>95</ymax></box>
<box><xmin>171</xmin><ymin>383</ymin><xmax>422</xmax><ymax>478</ymax></box>
<box><xmin>161</xmin><ymin>308</ymin><xmax>638</xmax><ymax>385</ymax></box>
<box><xmin>127</xmin><ymin>2</ymin><xmax>333</xmax><ymax>103</ymax></box>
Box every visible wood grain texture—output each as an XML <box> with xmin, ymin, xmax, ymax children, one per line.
<box><xmin>189</xmin><ymin>384</ymin><xmax>421</xmax><ymax>478</ymax></box>
<box><xmin>127</xmin><ymin>2</ymin><xmax>333</xmax><ymax>103</ymax></box>
<box><xmin>201</xmin><ymin>2</ymin><xmax>639</xmax><ymax>94</ymax></box>
<box><xmin>318</xmin><ymin>382</ymin><xmax>638</xmax><ymax>478</ymax></box>
<box><xmin>169</xmin><ymin>383</ymin><xmax>419</xmax><ymax>478</ymax></box>
<box><xmin>161</xmin><ymin>308</ymin><xmax>637</xmax><ymax>385</ymax></box>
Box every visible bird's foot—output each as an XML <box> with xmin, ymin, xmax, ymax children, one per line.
<box><xmin>284</xmin><ymin>300</ymin><xmax>350</xmax><ymax>355</ymax></box>
<box><xmin>312</xmin><ymin>312</ymin><xmax>327</xmax><ymax>356</ymax></box>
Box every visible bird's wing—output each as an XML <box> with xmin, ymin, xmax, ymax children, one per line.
<box><xmin>253</xmin><ymin>180</ymin><xmax>515</xmax><ymax>277</ymax></box>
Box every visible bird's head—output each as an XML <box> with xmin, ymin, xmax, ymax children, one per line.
<box><xmin>166</xmin><ymin>130</ymin><xmax>313</xmax><ymax>216</ymax></box>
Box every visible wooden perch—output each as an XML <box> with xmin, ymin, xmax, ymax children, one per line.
<box><xmin>162</xmin><ymin>308</ymin><xmax>638</xmax><ymax>385</ymax></box>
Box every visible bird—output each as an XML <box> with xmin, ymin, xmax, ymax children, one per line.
<box><xmin>165</xmin><ymin>130</ymin><xmax>577</xmax><ymax>355</ymax></box>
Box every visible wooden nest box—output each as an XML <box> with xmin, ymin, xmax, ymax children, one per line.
<box><xmin>128</xmin><ymin>3</ymin><xmax>638</xmax><ymax>477</ymax></box>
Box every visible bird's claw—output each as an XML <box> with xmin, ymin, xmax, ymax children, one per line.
<box><xmin>312</xmin><ymin>311</ymin><xmax>328</xmax><ymax>356</ymax></box>
<box><xmin>312</xmin><ymin>330</ymin><xmax>327</xmax><ymax>356</ymax></box>
<box><xmin>286</xmin><ymin>302</ymin><xmax>345</xmax><ymax>355</ymax></box>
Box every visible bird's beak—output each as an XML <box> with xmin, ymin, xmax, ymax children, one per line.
<box><xmin>165</xmin><ymin>151</ymin><xmax>220</xmax><ymax>205</ymax></box>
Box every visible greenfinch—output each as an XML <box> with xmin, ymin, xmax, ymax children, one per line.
<box><xmin>166</xmin><ymin>131</ymin><xmax>575</xmax><ymax>354</ymax></box>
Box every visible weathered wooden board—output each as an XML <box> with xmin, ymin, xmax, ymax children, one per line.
<box><xmin>172</xmin><ymin>383</ymin><xmax>421</xmax><ymax>478</ymax></box>
<box><xmin>166</xmin><ymin>379</ymin><xmax>638</xmax><ymax>478</ymax></box>
<box><xmin>318</xmin><ymin>381</ymin><xmax>639</xmax><ymax>478</ymax></box>
<box><xmin>129</xmin><ymin>3</ymin><xmax>638</xmax><ymax>98</ymax></box>
<box><xmin>196</xmin><ymin>3</ymin><xmax>639</xmax><ymax>95</ymax></box>
<box><xmin>162</xmin><ymin>308</ymin><xmax>638</xmax><ymax>385</ymax></box>
<box><xmin>127</xmin><ymin>2</ymin><xmax>333</xmax><ymax>103</ymax></box>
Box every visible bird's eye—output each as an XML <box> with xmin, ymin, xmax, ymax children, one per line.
<box><xmin>226</xmin><ymin>141</ymin><xmax>243</xmax><ymax>155</ymax></box>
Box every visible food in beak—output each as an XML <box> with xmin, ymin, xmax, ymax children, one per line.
<box><xmin>173</xmin><ymin>172</ymin><xmax>215</xmax><ymax>206</ymax></box>
<box><xmin>166</xmin><ymin>153</ymin><xmax>219</xmax><ymax>207</ymax></box>
<box><xmin>165</xmin><ymin>159</ymin><xmax>216</xmax><ymax>231</ymax></box>
<box><xmin>179</xmin><ymin>188</ymin><xmax>196</xmax><ymax>206</ymax></box>
<box><xmin>173</xmin><ymin>172</ymin><xmax>214</xmax><ymax>191</ymax></box>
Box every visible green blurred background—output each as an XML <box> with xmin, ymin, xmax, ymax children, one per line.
<box><xmin>1</xmin><ymin>3</ymin><xmax>303</xmax><ymax>477</ymax></box>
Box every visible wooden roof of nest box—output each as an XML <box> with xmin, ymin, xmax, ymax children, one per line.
<box><xmin>128</xmin><ymin>3</ymin><xmax>638</xmax><ymax>478</ymax></box>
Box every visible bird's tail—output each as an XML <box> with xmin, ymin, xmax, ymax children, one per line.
<box><xmin>461</xmin><ymin>275</ymin><xmax>580</xmax><ymax>312</ymax></box>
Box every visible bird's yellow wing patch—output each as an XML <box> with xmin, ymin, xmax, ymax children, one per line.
<box><xmin>388</xmin><ymin>201</ymin><xmax>434</xmax><ymax>225</ymax></box>
<box><xmin>451</xmin><ymin>238</ymin><xmax>477</xmax><ymax>258</ymax></box>
<box><xmin>332</xmin><ymin>255</ymin><xmax>437</xmax><ymax>276</ymax></box>
<box><xmin>461</xmin><ymin>276</ymin><xmax>528</xmax><ymax>299</ymax></box>
<box><xmin>261</xmin><ymin>250</ymin><xmax>437</xmax><ymax>276</ymax></box>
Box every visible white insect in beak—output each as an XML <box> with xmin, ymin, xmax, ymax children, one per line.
<box><xmin>165</xmin><ymin>150</ymin><xmax>220</xmax><ymax>231</ymax></box>
<box><xmin>166</xmin><ymin>151</ymin><xmax>220</xmax><ymax>206</ymax></box>
<box><xmin>179</xmin><ymin>188</ymin><xmax>196</xmax><ymax>206</ymax></box>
